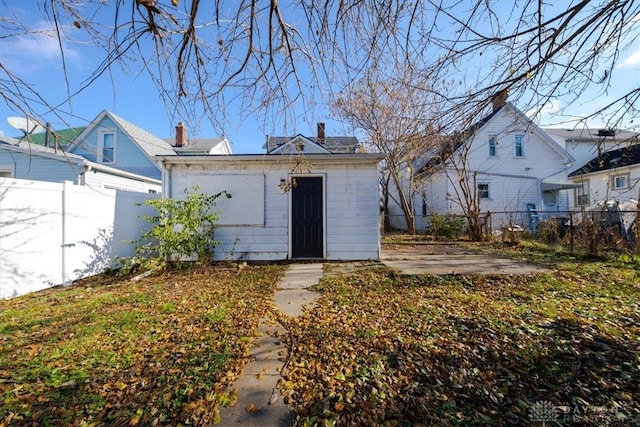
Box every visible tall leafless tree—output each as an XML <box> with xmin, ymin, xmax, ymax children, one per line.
<box><xmin>333</xmin><ymin>65</ymin><xmax>445</xmax><ymax>234</ymax></box>
<box><xmin>1</xmin><ymin>1</ymin><xmax>638</xmax><ymax>140</ymax></box>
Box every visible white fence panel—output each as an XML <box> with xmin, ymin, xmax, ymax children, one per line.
<box><xmin>0</xmin><ymin>178</ymin><xmax>157</xmax><ymax>299</ymax></box>
<box><xmin>0</xmin><ymin>179</ymin><xmax>64</xmax><ymax>298</ymax></box>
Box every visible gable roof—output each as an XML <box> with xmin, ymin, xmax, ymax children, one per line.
<box><xmin>170</xmin><ymin>137</ymin><xmax>232</xmax><ymax>155</ymax></box>
<box><xmin>70</xmin><ymin>110</ymin><xmax>176</xmax><ymax>158</ymax></box>
<box><xmin>568</xmin><ymin>143</ymin><xmax>640</xmax><ymax>177</ymax></box>
<box><xmin>265</xmin><ymin>135</ymin><xmax>360</xmax><ymax>154</ymax></box>
<box><xmin>418</xmin><ymin>102</ymin><xmax>574</xmax><ymax>174</ymax></box>
<box><xmin>543</xmin><ymin>127</ymin><xmax>640</xmax><ymax>143</ymax></box>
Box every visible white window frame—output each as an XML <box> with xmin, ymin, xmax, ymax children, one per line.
<box><xmin>98</xmin><ymin>130</ymin><xmax>116</xmax><ymax>164</ymax></box>
<box><xmin>0</xmin><ymin>165</ymin><xmax>14</xmax><ymax>178</ymax></box>
<box><xmin>514</xmin><ymin>134</ymin><xmax>524</xmax><ymax>157</ymax></box>
<box><xmin>488</xmin><ymin>135</ymin><xmax>497</xmax><ymax>157</ymax></box>
<box><xmin>611</xmin><ymin>173</ymin><xmax>629</xmax><ymax>190</ymax></box>
<box><xmin>575</xmin><ymin>181</ymin><xmax>590</xmax><ymax>207</ymax></box>
<box><xmin>477</xmin><ymin>183</ymin><xmax>490</xmax><ymax>199</ymax></box>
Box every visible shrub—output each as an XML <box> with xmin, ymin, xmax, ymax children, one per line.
<box><xmin>429</xmin><ymin>214</ymin><xmax>466</xmax><ymax>240</ymax></box>
<box><xmin>128</xmin><ymin>186</ymin><xmax>231</xmax><ymax>272</ymax></box>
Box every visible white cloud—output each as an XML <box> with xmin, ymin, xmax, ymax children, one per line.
<box><xmin>526</xmin><ymin>100</ymin><xmax>563</xmax><ymax>125</ymax></box>
<box><xmin>1</xmin><ymin>22</ymin><xmax>80</xmax><ymax>72</ymax></box>
<box><xmin>618</xmin><ymin>46</ymin><xmax>640</xmax><ymax>68</ymax></box>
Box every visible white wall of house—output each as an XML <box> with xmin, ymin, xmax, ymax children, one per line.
<box><xmin>570</xmin><ymin>166</ymin><xmax>640</xmax><ymax>207</ymax></box>
<box><xmin>160</xmin><ymin>154</ymin><xmax>383</xmax><ymax>261</ymax></box>
<box><xmin>83</xmin><ymin>167</ymin><xmax>161</xmax><ymax>193</ymax></box>
<box><xmin>0</xmin><ymin>178</ymin><xmax>157</xmax><ymax>299</ymax></box>
<box><xmin>415</xmin><ymin>104</ymin><xmax>575</xmax><ymax>230</ymax></box>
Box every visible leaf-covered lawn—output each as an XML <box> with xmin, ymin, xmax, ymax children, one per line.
<box><xmin>0</xmin><ymin>264</ymin><xmax>285</xmax><ymax>426</ymax></box>
<box><xmin>2</xmin><ymin>244</ymin><xmax>639</xmax><ymax>426</ymax></box>
<box><xmin>279</xmin><ymin>258</ymin><xmax>640</xmax><ymax>426</ymax></box>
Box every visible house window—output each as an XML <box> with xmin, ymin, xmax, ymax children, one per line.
<box><xmin>543</xmin><ymin>191</ymin><xmax>557</xmax><ymax>207</ymax></box>
<box><xmin>421</xmin><ymin>192</ymin><xmax>427</xmax><ymax>216</ymax></box>
<box><xmin>514</xmin><ymin>134</ymin><xmax>524</xmax><ymax>157</ymax></box>
<box><xmin>488</xmin><ymin>135</ymin><xmax>497</xmax><ymax>157</ymax></box>
<box><xmin>611</xmin><ymin>174</ymin><xmax>629</xmax><ymax>190</ymax></box>
<box><xmin>477</xmin><ymin>183</ymin><xmax>490</xmax><ymax>199</ymax></box>
<box><xmin>0</xmin><ymin>166</ymin><xmax>13</xmax><ymax>178</ymax></box>
<box><xmin>98</xmin><ymin>131</ymin><xmax>115</xmax><ymax>163</ymax></box>
<box><xmin>575</xmin><ymin>181</ymin><xmax>590</xmax><ymax>207</ymax></box>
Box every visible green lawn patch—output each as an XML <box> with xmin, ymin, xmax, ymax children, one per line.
<box><xmin>0</xmin><ymin>264</ymin><xmax>284</xmax><ymax>426</ymax></box>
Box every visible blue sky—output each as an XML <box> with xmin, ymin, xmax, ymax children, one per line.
<box><xmin>1</xmin><ymin>2</ymin><xmax>639</xmax><ymax>153</ymax></box>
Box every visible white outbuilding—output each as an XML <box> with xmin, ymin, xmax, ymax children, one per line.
<box><xmin>158</xmin><ymin>149</ymin><xmax>384</xmax><ymax>261</ymax></box>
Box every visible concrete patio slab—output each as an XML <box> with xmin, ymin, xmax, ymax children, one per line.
<box><xmin>381</xmin><ymin>244</ymin><xmax>547</xmax><ymax>275</ymax></box>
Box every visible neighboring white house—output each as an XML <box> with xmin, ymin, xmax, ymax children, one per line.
<box><xmin>170</xmin><ymin>122</ymin><xmax>233</xmax><ymax>155</ymax></box>
<box><xmin>265</xmin><ymin>123</ymin><xmax>361</xmax><ymax>154</ymax></box>
<box><xmin>0</xmin><ymin>135</ymin><xmax>161</xmax><ymax>192</ymax></box>
<box><xmin>158</xmin><ymin>136</ymin><xmax>383</xmax><ymax>261</ymax></box>
<box><xmin>568</xmin><ymin>143</ymin><xmax>640</xmax><ymax>208</ymax></box>
<box><xmin>400</xmin><ymin>99</ymin><xmax>578</xmax><ymax>231</ymax></box>
<box><xmin>543</xmin><ymin>127</ymin><xmax>639</xmax><ymax>174</ymax></box>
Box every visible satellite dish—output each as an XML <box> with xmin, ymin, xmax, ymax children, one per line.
<box><xmin>7</xmin><ymin>116</ymin><xmax>45</xmax><ymax>135</ymax></box>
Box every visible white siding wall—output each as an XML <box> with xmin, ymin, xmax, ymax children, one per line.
<box><xmin>465</xmin><ymin>108</ymin><xmax>570</xmax><ymax>182</ymax></box>
<box><xmin>165</xmin><ymin>157</ymin><xmax>381</xmax><ymax>261</ymax></box>
<box><xmin>573</xmin><ymin>166</ymin><xmax>640</xmax><ymax>206</ymax></box>
<box><xmin>417</xmin><ymin>106</ymin><xmax>575</xmax><ymax>230</ymax></box>
<box><xmin>84</xmin><ymin>170</ymin><xmax>161</xmax><ymax>193</ymax></box>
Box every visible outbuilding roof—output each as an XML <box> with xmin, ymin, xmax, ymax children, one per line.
<box><xmin>569</xmin><ymin>143</ymin><xmax>640</xmax><ymax>177</ymax></box>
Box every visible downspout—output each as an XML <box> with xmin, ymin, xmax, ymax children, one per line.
<box><xmin>162</xmin><ymin>160</ymin><xmax>172</xmax><ymax>198</ymax></box>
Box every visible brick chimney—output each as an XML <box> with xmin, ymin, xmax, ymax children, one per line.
<box><xmin>175</xmin><ymin>122</ymin><xmax>187</xmax><ymax>147</ymax></box>
<box><xmin>492</xmin><ymin>89</ymin><xmax>508</xmax><ymax>113</ymax></box>
<box><xmin>317</xmin><ymin>122</ymin><xmax>325</xmax><ymax>145</ymax></box>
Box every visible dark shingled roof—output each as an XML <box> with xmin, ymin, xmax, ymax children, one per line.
<box><xmin>265</xmin><ymin>136</ymin><xmax>360</xmax><ymax>153</ymax></box>
<box><xmin>569</xmin><ymin>143</ymin><xmax>640</xmax><ymax>177</ymax></box>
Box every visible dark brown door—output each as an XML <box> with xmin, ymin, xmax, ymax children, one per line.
<box><xmin>292</xmin><ymin>177</ymin><xmax>323</xmax><ymax>258</ymax></box>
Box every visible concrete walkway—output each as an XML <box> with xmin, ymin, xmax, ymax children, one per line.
<box><xmin>219</xmin><ymin>264</ymin><xmax>323</xmax><ymax>426</ymax></box>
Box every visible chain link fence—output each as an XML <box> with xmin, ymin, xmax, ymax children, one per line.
<box><xmin>383</xmin><ymin>206</ymin><xmax>639</xmax><ymax>253</ymax></box>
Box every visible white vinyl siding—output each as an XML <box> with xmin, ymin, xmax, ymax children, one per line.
<box><xmin>165</xmin><ymin>156</ymin><xmax>381</xmax><ymax>261</ymax></box>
